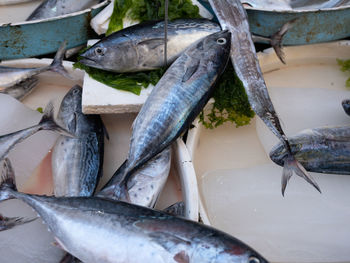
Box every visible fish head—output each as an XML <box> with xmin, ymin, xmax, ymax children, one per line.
<box><xmin>57</xmin><ymin>85</ymin><xmax>82</xmax><ymax>129</ymax></box>
<box><xmin>79</xmin><ymin>35</ymin><xmax>138</xmax><ymax>72</ymax></box>
<box><xmin>342</xmin><ymin>99</ymin><xmax>350</xmax><ymax>116</ymax></box>
<box><xmin>194</xmin><ymin>30</ymin><xmax>231</xmax><ymax>75</ymax></box>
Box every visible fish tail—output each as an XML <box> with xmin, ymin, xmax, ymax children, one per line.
<box><xmin>282</xmin><ymin>154</ymin><xmax>321</xmax><ymax>196</ymax></box>
<box><xmin>0</xmin><ymin>158</ymin><xmax>17</xmax><ymax>202</ymax></box>
<box><xmin>270</xmin><ymin>18</ymin><xmax>298</xmax><ymax>64</ymax></box>
<box><xmin>0</xmin><ymin>213</ymin><xmax>36</xmax><ymax>231</ymax></box>
<box><xmin>49</xmin><ymin>41</ymin><xmax>72</xmax><ymax>79</ymax></box>
<box><xmin>38</xmin><ymin>101</ymin><xmax>74</xmax><ymax>138</ymax></box>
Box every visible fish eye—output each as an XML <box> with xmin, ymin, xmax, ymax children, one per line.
<box><xmin>217</xmin><ymin>38</ymin><xmax>227</xmax><ymax>45</ymax></box>
<box><xmin>73</xmin><ymin>89</ymin><xmax>80</xmax><ymax>94</ymax></box>
<box><xmin>95</xmin><ymin>47</ymin><xmax>105</xmax><ymax>56</ymax></box>
<box><xmin>248</xmin><ymin>256</ymin><xmax>260</xmax><ymax>263</ymax></box>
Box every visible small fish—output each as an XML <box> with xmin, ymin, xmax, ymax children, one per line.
<box><xmin>270</xmin><ymin>125</ymin><xmax>350</xmax><ymax>174</ymax></box>
<box><xmin>80</xmin><ymin>18</ymin><xmax>290</xmax><ymax>72</ymax></box>
<box><xmin>342</xmin><ymin>99</ymin><xmax>350</xmax><ymax>116</ymax></box>
<box><xmin>126</xmin><ymin>146</ymin><xmax>171</xmax><ymax>207</ymax></box>
<box><xmin>208</xmin><ymin>0</ymin><xmax>320</xmax><ymax>195</ymax></box>
<box><xmin>0</xmin><ymin>77</ymin><xmax>38</xmax><ymax>101</ymax></box>
<box><xmin>52</xmin><ymin>85</ymin><xmax>105</xmax><ymax>197</ymax></box>
<box><xmin>26</xmin><ymin>0</ymin><xmax>101</xmax><ymax>21</ymax></box>
<box><xmin>0</xmin><ymin>158</ymin><xmax>269</xmax><ymax>263</ymax></box>
<box><xmin>0</xmin><ymin>101</ymin><xmax>73</xmax><ymax>162</ymax></box>
<box><xmin>98</xmin><ymin>30</ymin><xmax>231</xmax><ymax>201</ymax></box>
<box><xmin>0</xmin><ymin>41</ymin><xmax>70</xmax><ymax>88</ymax></box>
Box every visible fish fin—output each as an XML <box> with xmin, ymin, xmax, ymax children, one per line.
<box><xmin>137</xmin><ymin>38</ymin><xmax>165</xmax><ymax>50</ymax></box>
<box><xmin>0</xmin><ymin>213</ymin><xmax>36</xmax><ymax>231</ymax></box>
<box><xmin>270</xmin><ymin>18</ymin><xmax>298</xmax><ymax>64</ymax></box>
<box><xmin>163</xmin><ymin>201</ymin><xmax>185</xmax><ymax>217</ymax></box>
<box><xmin>59</xmin><ymin>253</ymin><xmax>82</xmax><ymax>263</ymax></box>
<box><xmin>49</xmin><ymin>41</ymin><xmax>73</xmax><ymax>80</ymax></box>
<box><xmin>38</xmin><ymin>101</ymin><xmax>75</xmax><ymax>138</ymax></box>
<box><xmin>182</xmin><ymin>60</ymin><xmax>200</xmax><ymax>82</ymax></box>
<box><xmin>282</xmin><ymin>155</ymin><xmax>321</xmax><ymax>196</ymax></box>
<box><xmin>0</xmin><ymin>158</ymin><xmax>17</xmax><ymax>201</ymax></box>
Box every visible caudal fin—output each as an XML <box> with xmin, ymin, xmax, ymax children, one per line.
<box><xmin>270</xmin><ymin>18</ymin><xmax>298</xmax><ymax>64</ymax></box>
<box><xmin>38</xmin><ymin>101</ymin><xmax>74</xmax><ymax>138</ymax></box>
<box><xmin>0</xmin><ymin>158</ymin><xmax>17</xmax><ymax>202</ymax></box>
<box><xmin>0</xmin><ymin>213</ymin><xmax>36</xmax><ymax>231</ymax></box>
<box><xmin>49</xmin><ymin>41</ymin><xmax>73</xmax><ymax>80</ymax></box>
<box><xmin>282</xmin><ymin>155</ymin><xmax>321</xmax><ymax>196</ymax></box>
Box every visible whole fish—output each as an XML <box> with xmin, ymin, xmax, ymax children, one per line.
<box><xmin>0</xmin><ymin>77</ymin><xmax>38</xmax><ymax>101</ymax></box>
<box><xmin>0</xmin><ymin>159</ymin><xmax>269</xmax><ymax>263</ymax></box>
<box><xmin>127</xmin><ymin>146</ymin><xmax>171</xmax><ymax>207</ymax></box>
<box><xmin>207</xmin><ymin>0</ymin><xmax>320</xmax><ymax>195</ymax></box>
<box><xmin>80</xmin><ymin>18</ymin><xmax>289</xmax><ymax>72</ymax></box>
<box><xmin>0</xmin><ymin>41</ymin><xmax>70</xmax><ymax>88</ymax></box>
<box><xmin>26</xmin><ymin>0</ymin><xmax>101</xmax><ymax>21</ymax></box>
<box><xmin>0</xmin><ymin>101</ymin><xmax>72</xmax><ymax>162</ymax></box>
<box><xmin>98</xmin><ymin>30</ymin><xmax>231</xmax><ymax>201</ymax></box>
<box><xmin>342</xmin><ymin>99</ymin><xmax>350</xmax><ymax>116</ymax></box>
<box><xmin>270</xmin><ymin>125</ymin><xmax>350</xmax><ymax>174</ymax></box>
<box><xmin>52</xmin><ymin>85</ymin><xmax>105</xmax><ymax>197</ymax></box>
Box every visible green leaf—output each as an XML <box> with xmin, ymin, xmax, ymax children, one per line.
<box><xmin>337</xmin><ymin>59</ymin><xmax>350</xmax><ymax>88</ymax></box>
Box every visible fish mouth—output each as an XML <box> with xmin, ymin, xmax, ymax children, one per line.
<box><xmin>78</xmin><ymin>56</ymin><xmax>101</xmax><ymax>68</ymax></box>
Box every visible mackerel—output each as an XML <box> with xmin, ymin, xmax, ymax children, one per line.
<box><xmin>207</xmin><ymin>0</ymin><xmax>320</xmax><ymax>195</ymax></box>
<box><xmin>98</xmin><ymin>30</ymin><xmax>231</xmax><ymax>201</ymax></box>
<box><xmin>0</xmin><ymin>158</ymin><xmax>269</xmax><ymax>263</ymax></box>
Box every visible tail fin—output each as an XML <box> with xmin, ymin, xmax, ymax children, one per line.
<box><xmin>282</xmin><ymin>155</ymin><xmax>321</xmax><ymax>196</ymax></box>
<box><xmin>0</xmin><ymin>158</ymin><xmax>17</xmax><ymax>202</ymax></box>
<box><xmin>0</xmin><ymin>213</ymin><xmax>36</xmax><ymax>231</ymax></box>
<box><xmin>270</xmin><ymin>18</ymin><xmax>298</xmax><ymax>64</ymax></box>
<box><xmin>49</xmin><ymin>41</ymin><xmax>72</xmax><ymax>80</ymax></box>
<box><xmin>38</xmin><ymin>101</ymin><xmax>74</xmax><ymax>138</ymax></box>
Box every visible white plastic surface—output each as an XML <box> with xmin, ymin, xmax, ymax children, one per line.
<box><xmin>186</xmin><ymin>41</ymin><xmax>350</xmax><ymax>263</ymax></box>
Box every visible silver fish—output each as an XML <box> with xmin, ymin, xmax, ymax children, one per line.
<box><xmin>80</xmin><ymin>18</ymin><xmax>289</xmax><ymax>71</ymax></box>
<box><xmin>0</xmin><ymin>41</ymin><xmax>70</xmax><ymax>88</ymax></box>
<box><xmin>0</xmin><ymin>159</ymin><xmax>269</xmax><ymax>263</ymax></box>
<box><xmin>127</xmin><ymin>147</ymin><xmax>171</xmax><ymax>208</ymax></box>
<box><xmin>52</xmin><ymin>85</ymin><xmax>105</xmax><ymax>197</ymax></box>
<box><xmin>26</xmin><ymin>0</ymin><xmax>101</xmax><ymax>21</ymax></box>
<box><xmin>0</xmin><ymin>101</ymin><xmax>72</xmax><ymax>162</ymax></box>
<box><xmin>0</xmin><ymin>77</ymin><xmax>38</xmax><ymax>101</ymax></box>
<box><xmin>241</xmin><ymin>0</ymin><xmax>350</xmax><ymax>9</ymax></box>
<box><xmin>270</xmin><ymin>126</ymin><xmax>350</xmax><ymax>174</ymax></box>
<box><xmin>98</xmin><ymin>30</ymin><xmax>231</xmax><ymax>201</ymax></box>
<box><xmin>342</xmin><ymin>99</ymin><xmax>350</xmax><ymax>116</ymax></box>
<box><xmin>207</xmin><ymin>0</ymin><xmax>320</xmax><ymax>195</ymax></box>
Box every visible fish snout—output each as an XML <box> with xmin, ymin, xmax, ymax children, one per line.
<box><xmin>342</xmin><ymin>99</ymin><xmax>350</xmax><ymax>116</ymax></box>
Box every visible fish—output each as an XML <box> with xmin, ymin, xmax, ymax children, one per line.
<box><xmin>342</xmin><ymin>99</ymin><xmax>350</xmax><ymax>116</ymax></box>
<box><xmin>241</xmin><ymin>0</ymin><xmax>350</xmax><ymax>10</ymax></box>
<box><xmin>0</xmin><ymin>41</ymin><xmax>70</xmax><ymax>89</ymax></box>
<box><xmin>270</xmin><ymin>125</ymin><xmax>350</xmax><ymax>175</ymax></box>
<box><xmin>0</xmin><ymin>158</ymin><xmax>269</xmax><ymax>263</ymax></box>
<box><xmin>80</xmin><ymin>18</ymin><xmax>289</xmax><ymax>72</ymax></box>
<box><xmin>126</xmin><ymin>146</ymin><xmax>172</xmax><ymax>207</ymax></box>
<box><xmin>52</xmin><ymin>85</ymin><xmax>105</xmax><ymax>197</ymax></box>
<box><xmin>0</xmin><ymin>213</ymin><xmax>36</xmax><ymax>231</ymax></box>
<box><xmin>207</xmin><ymin>0</ymin><xmax>320</xmax><ymax>195</ymax></box>
<box><xmin>26</xmin><ymin>0</ymin><xmax>101</xmax><ymax>21</ymax></box>
<box><xmin>97</xmin><ymin>30</ymin><xmax>231</xmax><ymax>201</ymax></box>
<box><xmin>0</xmin><ymin>101</ymin><xmax>73</xmax><ymax>162</ymax></box>
<box><xmin>0</xmin><ymin>77</ymin><xmax>38</xmax><ymax>101</ymax></box>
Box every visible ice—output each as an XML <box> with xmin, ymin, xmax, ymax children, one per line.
<box><xmin>256</xmin><ymin>87</ymin><xmax>350</xmax><ymax>155</ymax></box>
<box><xmin>201</xmin><ymin>164</ymin><xmax>350</xmax><ymax>263</ymax></box>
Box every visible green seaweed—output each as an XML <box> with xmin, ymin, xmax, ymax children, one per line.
<box><xmin>337</xmin><ymin>59</ymin><xmax>350</xmax><ymax>88</ymax></box>
<box><xmin>107</xmin><ymin>0</ymin><xmax>200</xmax><ymax>35</ymax></box>
<box><xmin>36</xmin><ymin>107</ymin><xmax>43</xmax><ymax>113</ymax></box>
<box><xmin>199</xmin><ymin>64</ymin><xmax>255</xmax><ymax>129</ymax></box>
<box><xmin>74</xmin><ymin>61</ymin><xmax>165</xmax><ymax>95</ymax></box>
